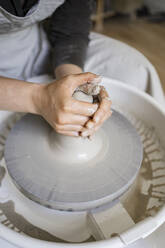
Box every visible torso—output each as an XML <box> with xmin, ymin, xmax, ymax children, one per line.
<box><xmin>0</xmin><ymin>0</ymin><xmax>36</xmax><ymax>16</ymax></box>
<box><xmin>0</xmin><ymin>0</ymin><xmax>64</xmax><ymax>80</ymax></box>
<box><xmin>0</xmin><ymin>0</ymin><xmax>64</xmax><ymax>34</ymax></box>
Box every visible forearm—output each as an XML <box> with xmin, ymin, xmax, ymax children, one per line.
<box><xmin>55</xmin><ymin>64</ymin><xmax>83</xmax><ymax>80</ymax></box>
<box><xmin>0</xmin><ymin>76</ymin><xmax>41</xmax><ymax>114</ymax></box>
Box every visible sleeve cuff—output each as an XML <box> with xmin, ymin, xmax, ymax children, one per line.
<box><xmin>52</xmin><ymin>39</ymin><xmax>88</xmax><ymax>70</ymax></box>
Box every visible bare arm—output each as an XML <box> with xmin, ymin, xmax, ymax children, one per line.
<box><xmin>0</xmin><ymin>76</ymin><xmax>40</xmax><ymax>114</ymax></box>
<box><xmin>0</xmin><ymin>73</ymin><xmax>99</xmax><ymax>137</ymax></box>
<box><xmin>0</xmin><ymin>63</ymin><xmax>82</xmax><ymax>114</ymax></box>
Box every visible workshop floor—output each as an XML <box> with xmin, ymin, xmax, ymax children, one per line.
<box><xmin>96</xmin><ymin>17</ymin><xmax>165</xmax><ymax>92</ymax></box>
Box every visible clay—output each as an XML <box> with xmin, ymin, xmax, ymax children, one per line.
<box><xmin>1</xmin><ymin>109</ymin><xmax>165</xmax><ymax>243</ymax></box>
<box><xmin>76</xmin><ymin>80</ymin><xmax>101</xmax><ymax>96</ymax></box>
<box><xmin>73</xmin><ymin>91</ymin><xmax>93</xmax><ymax>103</ymax></box>
<box><xmin>4</xmin><ymin>110</ymin><xmax>143</xmax><ymax>211</ymax></box>
<box><xmin>74</xmin><ymin>77</ymin><xmax>102</xmax><ymax>104</ymax></box>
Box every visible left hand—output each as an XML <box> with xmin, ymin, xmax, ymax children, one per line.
<box><xmin>81</xmin><ymin>86</ymin><xmax>112</xmax><ymax>138</ymax></box>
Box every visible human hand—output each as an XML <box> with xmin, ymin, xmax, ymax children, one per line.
<box><xmin>81</xmin><ymin>86</ymin><xmax>112</xmax><ymax>138</ymax></box>
<box><xmin>35</xmin><ymin>73</ymin><xmax>99</xmax><ymax>136</ymax></box>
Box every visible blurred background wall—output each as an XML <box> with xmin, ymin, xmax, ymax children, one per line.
<box><xmin>92</xmin><ymin>0</ymin><xmax>165</xmax><ymax>91</ymax></box>
<box><xmin>144</xmin><ymin>0</ymin><xmax>165</xmax><ymax>14</ymax></box>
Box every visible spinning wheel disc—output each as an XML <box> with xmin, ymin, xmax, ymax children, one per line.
<box><xmin>4</xmin><ymin>111</ymin><xmax>143</xmax><ymax>211</ymax></box>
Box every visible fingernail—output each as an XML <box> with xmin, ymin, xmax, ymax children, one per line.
<box><xmin>88</xmin><ymin>104</ymin><xmax>98</xmax><ymax>115</ymax></box>
<box><xmin>94</xmin><ymin>104</ymin><xmax>99</xmax><ymax>110</ymax></box>
<box><xmin>88</xmin><ymin>135</ymin><xmax>93</xmax><ymax>140</ymax></box>
<box><xmin>88</xmin><ymin>108</ymin><xmax>96</xmax><ymax>115</ymax></box>
<box><xmin>87</xmin><ymin>122</ymin><xmax>94</xmax><ymax>129</ymax></box>
<box><xmin>81</xmin><ymin>127</ymin><xmax>87</xmax><ymax>132</ymax></box>
<box><xmin>81</xmin><ymin>130</ymin><xmax>89</xmax><ymax>137</ymax></box>
<box><xmin>94</xmin><ymin>116</ymin><xmax>99</xmax><ymax>123</ymax></box>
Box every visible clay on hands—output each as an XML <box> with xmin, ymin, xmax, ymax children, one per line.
<box><xmin>76</xmin><ymin>76</ymin><xmax>101</xmax><ymax>96</ymax></box>
<box><xmin>36</xmin><ymin>73</ymin><xmax>99</xmax><ymax>137</ymax></box>
<box><xmin>74</xmin><ymin>77</ymin><xmax>112</xmax><ymax>138</ymax></box>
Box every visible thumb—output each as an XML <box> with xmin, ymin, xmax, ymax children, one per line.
<box><xmin>70</xmin><ymin>72</ymin><xmax>100</xmax><ymax>90</ymax></box>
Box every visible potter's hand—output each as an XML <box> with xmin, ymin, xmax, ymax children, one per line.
<box><xmin>35</xmin><ymin>73</ymin><xmax>99</xmax><ymax>136</ymax></box>
<box><xmin>81</xmin><ymin>86</ymin><xmax>112</xmax><ymax>137</ymax></box>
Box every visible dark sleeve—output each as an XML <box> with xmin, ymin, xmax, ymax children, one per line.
<box><xmin>48</xmin><ymin>0</ymin><xmax>95</xmax><ymax>70</ymax></box>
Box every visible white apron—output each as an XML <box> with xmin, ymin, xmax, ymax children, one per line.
<box><xmin>0</xmin><ymin>0</ymin><xmax>164</xmax><ymax>105</ymax></box>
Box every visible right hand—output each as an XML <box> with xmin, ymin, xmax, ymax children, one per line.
<box><xmin>35</xmin><ymin>73</ymin><xmax>99</xmax><ymax>136</ymax></box>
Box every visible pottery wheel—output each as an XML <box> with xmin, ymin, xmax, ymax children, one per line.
<box><xmin>4</xmin><ymin>111</ymin><xmax>143</xmax><ymax>211</ymax></box>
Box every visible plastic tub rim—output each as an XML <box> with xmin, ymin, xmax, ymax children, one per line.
<box><xmin>0</xmin><ymin>77</ymin><xmax>165</xmax><ymax>248</ymax></box>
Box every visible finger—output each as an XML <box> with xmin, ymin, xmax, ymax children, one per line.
<box><xmin>93</xmin><ymin>106</ymin><xmax>109</xmax><ymax>126</ymax></box>
<box><xmin>86</xmin><ymin>119</ymin><xmax>95</xmax><ymax>129</ymax></box>
<box><xmin>57</xmin><ymin>113</ymin><xmax>89</xmax><ymax>126</ymax></box>
<box><xmin>81</xmin><ymin>111</ymin><xmax>112</xmax><ymax>137</ymax></box>
<box><xmin>57</xmin><ymin>130</ymin><xmax>79</xmax><ymax>137</ymax></box>
<box><xmin>81</xmin><ymin>128</ymin><xmax>94</xmax><ymax>138</ymax></box>
<box><xmin>87</xmin><ymin>110</ymin><xmax>111</xmax><ymax>139</ymax></box>
<box><xmin>68</xmin><ymin>73</ymin><xmax>100</xmax><ymax>90</ymax></box>
<box><xmin>81</xmin><ymin>126</ymin><xmax>100</xmax><ymax>137</ymax></box>
<box><xmin>70</xmin><ymin>100</ymin><xmax>98</xmax><ymax>116</ymax></box>
<box><xmin>56</xmin><ymin>124</ymin><xmax>84</xmax><ymax>132</ymax></box>
<box><xmin>85</xmin><ymin>111</ymin><xmax>108</xmax><ymax>130</ymax></box>
<box><xmin>85</xmin><ymin>108</ymin><xmax>112</xmax><ymax>130</ymax></box>
<box><xmin>93</xmin><ymin>88</ymin><xmax>112</xmax><ymax>125</ymax></box>
<box><xmin>95</xmin><ymin>109</ymin><xmax>112</xmax><ymax>127</ymax></box>
<box><xmin>81</xmin><ymin>125</ymin><xmax>99</xmax><ymax>137</ymax></box>
<box><xmin>99</xmin><ymin>86</ymin><xmax>109</xmax><ymax>99</ymax></box>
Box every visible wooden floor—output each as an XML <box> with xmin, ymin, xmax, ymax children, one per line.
<box><xmin>96</xmin><ymin>17</ymin><xmax>165</xmax><ymax>92</ymax></box>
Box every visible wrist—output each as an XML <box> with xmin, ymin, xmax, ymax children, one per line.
<box><xmin>30</xmin><ymin>83</ymin><xmax>46</xmax><ymax>115</ymax></box>
<box><xmin>55</xmin><ymin>64</ymin><xmax>83</xmax><ymax>80</ymax></box>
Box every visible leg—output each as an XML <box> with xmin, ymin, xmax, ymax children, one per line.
<box><xmin>85</xmin><ymin>32</ymin><xmax>164</xmax><ymax>105</ymax></box>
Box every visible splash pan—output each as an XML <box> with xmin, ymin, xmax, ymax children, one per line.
<box><xmin>0</xmin><ymin>76</ymin><xmax>165</xmax><ymax>247</ymax></box>
<box><xmin>4</xmin><ymin>110</ymin><xmax>142</xmax><ymax>211</ymax></box>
